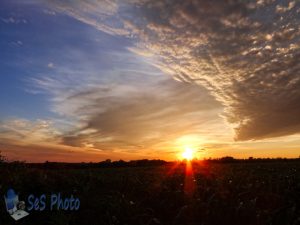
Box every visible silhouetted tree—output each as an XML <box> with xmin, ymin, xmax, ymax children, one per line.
<box><xmin>220</xmin><ymin>156</ymin><xmax>236</xmax><ymax>163</ymax></box>
<box><xmin>0</xmin><ymin>151</ymin><xmax>5</xmax><ymax>163</ymax></box>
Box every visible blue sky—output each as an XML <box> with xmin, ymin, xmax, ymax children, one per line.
<box><xmin>0</xmin><ymin>0</ymin><xmax>134</xmax><ymax>120</ymax></box>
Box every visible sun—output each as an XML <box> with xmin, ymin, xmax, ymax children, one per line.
<box><xmin>181</xmin><ymin>147</ymin><xmax>195</xmax><ymax>161</ymax></box>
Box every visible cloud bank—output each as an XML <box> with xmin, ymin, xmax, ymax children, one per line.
<box><xmin>48</xmin><ymin>0</ymin><xmax>300</xmax><ymax>141</ymax></box>
<box><xmin>61</xmin><ymin>76</ymin><xmax>222</xmax><ymax>150</ymax></box>
<box><xmin>34</xmin><ymin>71</ymin><xmax>223</xmax><ymax>151</ymax></box>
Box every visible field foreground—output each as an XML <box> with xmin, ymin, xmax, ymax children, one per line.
<box><xmin>0</xmin><ymin>161</ymin><xmax>300</xmax><ymax>225</ymax></box>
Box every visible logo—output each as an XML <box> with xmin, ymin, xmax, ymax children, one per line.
<box><xmin>27</xmin><ymin>193</ymin><xmax>80</xmax><ymax>211</ymax></box>
<box><xmin>4</xmin><ymin>188</ymin><xmax>29</xmax><ymax>221</ymax></box>
<box><xmin>3</xmin><ymin>188</ymin><xmax>80</xmax><ymax>221</ymax></box>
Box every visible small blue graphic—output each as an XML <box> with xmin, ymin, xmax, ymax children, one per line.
<box><xmin>4</xmin><ymin>188</ymin><xmax>29</xmax><ymax>221</ymax></box>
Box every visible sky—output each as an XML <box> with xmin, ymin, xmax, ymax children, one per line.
<box><xmin>0</xmin><ymin>0</ymin><xmax>300</xmax><ymax>162</ymax></box>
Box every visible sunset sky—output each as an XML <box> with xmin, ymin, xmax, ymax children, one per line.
<box><xmin>1</xmin><ymin>0</ymin><xmax>300</xmax><ymax>162</ymax></box>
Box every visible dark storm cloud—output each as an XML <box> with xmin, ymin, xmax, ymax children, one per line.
<box><xmin>122</xmin><ymin>0</ymin><xmax>300</xmax><ymax>141</ymax></box>
<box><xmin>60</xmin><ymin>76</ymin><xmax>221</xmax><ymax>150</ymax></box>
<box><xmin>48</xmin><ymin>0</ymin><xmax>300</xmax><ymax>141</ymax></box>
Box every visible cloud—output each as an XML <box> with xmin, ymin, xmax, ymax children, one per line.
<box><xmin>1</xmin><ymin>17</ymin><xmax>27</xmax><ymax>24</ymax></box>
<box><xmin>0</xmin><ymin>118</ymin><xmax>159</xmax><ymax>162</ymax></box>
<box><xmin>37</xmin><ymin>73</ymin><xmax>223</xmax><ymax>151</ymax></box>
<box><xmin>47</xmin><ymin>62</ymin><xmax>54</xmax><ymax>68</ymax></box>
<box><xmin>0</xmin><ymin>119</ymin><xmax>60</xmax><ymax>144</ymax></box>
<box><xmin>46</xmin><ymin>0</ymin><xmax>129</xmax><ymax>36</ymax></box>
<box><xmin>47</xmin><ymin>0</ymin><xmax>300</xmax><ymax>141</ymax></box>
<box><xmin>21</xmin><ymin>40</ymin><xmax>226</xmax><ymax>154</ymax></box>
<box><xmin>65</xmin><ymin>78</ymin><xmax>221</xmax><ymax>150</ymax></box>
<box><xmin>43</xmin><ymin>9</ymin><xmax>56</xmax><ymax>16</ymax></box>
<box><xmin>0</xmin><ymin>117</ymin><xmax>111</xmax><ymax>162</ymax></box>
<box><xmin>0</xmin><ymin>141</ymin><xmax>133</xmax><ymax>163</ymax></box>
<box><xmin>10</xmin><ymin>40</ymin><xmax>23</xmax><ymax>47</ymax></box>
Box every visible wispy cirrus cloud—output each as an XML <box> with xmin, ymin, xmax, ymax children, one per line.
<box><xmin>31</xmin><ymin>61</ymin><xmax>225</xmax><ymax>152</ymax></box>
<box><xmin>58</xmin><ymin>76</ymin><xmax>223</xmax><ymax>151</ymax></box>
<box><xmin>46</xmin><ymin>0</ymin><xmax>128</xmax><ymax>36</ymax></box>
<box><xmin>0</xmin><ymin>119</ymin><xmax>59</xmax><ymax>144</ymax></box>
<box><xmin>47</xmin><ymin>0</ymin><xmax>300</xmax><ymax>141</ymax></box>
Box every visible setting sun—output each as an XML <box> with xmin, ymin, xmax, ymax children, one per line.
<box><xmin>181</xmin><ymin>147</ymin><xmax>195</xmax><ymax>161</ymax></box>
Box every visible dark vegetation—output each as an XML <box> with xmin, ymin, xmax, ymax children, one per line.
<box><xmin>0</xmin><ymin>155</ymin><xmax>300</xmax><ymax>225</ymax></box>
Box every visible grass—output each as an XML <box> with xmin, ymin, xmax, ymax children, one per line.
<box><xmin>0</xmin><ymin>161</ymin><xmax>300</xmax><ymax>225</ymax></box>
